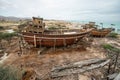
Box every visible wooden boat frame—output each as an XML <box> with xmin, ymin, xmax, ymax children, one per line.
<box><xmin>90</xmin><ymin>29</ymin><xmax>112</xmax><ymax>37</ymax></box>
<box><xmin>21</xmin><ymin>29</ymin><xmax>91</xmax><ymax>47</ymax></box>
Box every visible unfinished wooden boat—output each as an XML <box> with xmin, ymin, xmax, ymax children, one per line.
<box><xmin>82</xmin><ymin>22</ymin><xmax>114</xmax><ymax>37</ymax></box>
<box><xmin>90</xmin><ymin>28</ymin><xmax>113</xmax><ymax>37</ymax></box>
<box><xmin>21</xmin><ymin>17</ymin><xmax>91</xmax><ymax>47</ymax></box>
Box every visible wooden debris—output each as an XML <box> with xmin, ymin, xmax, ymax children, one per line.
<box><xmin>114</xmin><ymin>73</ymin><xmax>120</xmax><ymax>80</ymax></box>
<box><xmin>37</xmin><ymin>47</ymin><xmax>46</xmax><ymax>54</ymax></box>
<box><xmin>51</xmin><ymin>58</ymin><xmax>106</xmax><ymax>72</ymax></box>
<box><xmin>110</xmin><ymin>41</ymin><xmax>120</xmax><ymax>49</ymax></box>
<box><xmin>107</xmin><ymin>73</ymin><xmax>118</xmax><ymax>80</ymax></box>
<box><xmin>51</xmin><ymin>58</ymin><xmax>110</xmax><ymax>78</ymax></box>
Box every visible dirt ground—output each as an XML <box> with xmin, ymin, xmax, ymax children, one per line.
<box><xmin>1</xmin><ymin>36</ymin><xmax>120</xmax><ymax>80</ymax></box>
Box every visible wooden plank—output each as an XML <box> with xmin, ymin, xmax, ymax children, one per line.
<box><xmin>107</xmin><ymin>73</ymin><xmax>118</xmax><ymax>80</ymax></box>
<box><xmin>114</xmin><ymin>73</ymin><xmax>120</xmax><ymax>80</ymax></box>
<box><xmin>53</xmin><ymin>39</ymin><xmax>56</xmax><ymax>51</ymax></box>
<box><xmin>51</xmin><ymin>58</ymin><xmax>106</xmax><ymax>72</ymax></box>
<box><xmin>34</xmin><ymin>35</ymin><xmax>36</xmax><ymax>47</ymax></box>
<box><xmin>51</xmin><ymin>59</ymin><xmax>110</xmax><ymax>78</ymax></box>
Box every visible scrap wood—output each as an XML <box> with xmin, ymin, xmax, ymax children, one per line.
<box><xmin>114</xmin><ymin>73</ymin><xmax>120</xmax><ymax>80</ymax></box>
<box><xmin>51</xmin><ymin>58</ymin><xmax>106</xmax><ymax>72</ymax></box>
<box><xmin>107</xmin><ymin>73</ymin><xmax>118</xmax><ymax>80</ymax></box>
<box><xmin>51</xmin><ymin>58</ymin><xmax>110</xmax><ymax>78</ymax></box>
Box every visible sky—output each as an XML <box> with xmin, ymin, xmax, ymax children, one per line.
<box><xmin>0</xmin><ymin>0</ymin><xmax>120</xmax><ymax>23</ymax></box>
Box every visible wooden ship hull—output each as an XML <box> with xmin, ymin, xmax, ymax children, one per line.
<box><xmin>81</xmin><ymin>22</ymin><xmax>114</xmax><ymax>37</ymax></box>
<box><xmin>22</xmin><ymin>30</ymin><xmax>91</xmax><ymax>47</ymax></box>
<box><xmin>20</xmin><ymin>17</ymin><xmax>91</xmax><ymax>47</ymax></box>
<box><xmin>90</xmin><ymin>29</ymin><xmax>112</xmax><ymax>37</ymax></box>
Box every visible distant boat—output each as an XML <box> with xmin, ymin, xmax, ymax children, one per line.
<box><xmin>21</xmin><ymin>17</ymin><xmax>91</xmax><ymax>47</ymax></box>
<box><xmin>90</xmin><ymin>28</ymin><xmax>113</xmax><ymax>37</ymax></box>
<box><xmin>82</xmin><ymin>22</ymin><xmax>114</xmax><ymax>37</ymax></box>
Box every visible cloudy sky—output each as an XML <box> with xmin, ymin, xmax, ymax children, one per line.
<box><xmin>0</xmin><ymin>0</ymin><xmax>120</xmax><ymax>23</ymax></box>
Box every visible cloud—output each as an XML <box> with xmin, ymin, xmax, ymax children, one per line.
<box><xmin>0</xmin><ymin>0</ymin><xmax>17</xmax><ymax>10</ymax></box>
<box><xmin>0</xmin><ymin>0</ymin><xmax>120</xmax><ymax>22</ymax></box>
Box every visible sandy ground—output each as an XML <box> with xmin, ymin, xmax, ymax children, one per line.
<box><xmin>0</xmin><ymin>36</ymin><xmax>120</xmax><ymax>80</ymax></box>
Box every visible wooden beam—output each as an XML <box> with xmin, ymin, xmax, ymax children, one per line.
<box><xmin>63</xmin><ymin>38</ymin><xmax>66</xmax><ymax>47</ymax></box>
<box><xmin>53</xmin><ymin>39</ymin><xmax>56</xmax><ymax>51</ymax></box>
<box><xmin>51</xmin><ymin>59</ymin><xmax>110</xmax><ymax>78</ymax></box>
<box><xmin>19</xmin><ymin>41</ymin><xmax>22</xmax><ymax>55</ymax></box>
<box><xmin>114</xmin><ymin>73</ymin><xmax>120</xmax><ymax>80</ymax></box>
<box><xmin>34</xmin><ymin>35</ymin><xmax>36</xmax><ymax>47</ymax></box>
<box><xmin>52</xmin><ymin>59</ymin><xmax>105</xmax><ymax>71</ymax></box>
<box><xmin>39</xmin><ymin>39</ymin><xmax>42</xmax><ymax>48</ymax></box>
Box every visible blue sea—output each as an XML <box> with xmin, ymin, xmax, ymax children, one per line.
<box><xmin>69</xmin><ymin>20</ymin><xmax>120</xmax><ymax>34</ymax></box>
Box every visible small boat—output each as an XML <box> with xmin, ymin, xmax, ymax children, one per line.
<box><xmin>21</xmin><ymin>17</ymin><xmax>91</xmax><ymax>47</ymax></box>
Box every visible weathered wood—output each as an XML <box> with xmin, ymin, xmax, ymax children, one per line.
<box><xmin>113</xmin><ymin>53</ymin><xmax>119</xmax><ymax>72</ymax></box>
<box><xmin>34</xmin><ymin>35</ymin><xmax>36</xmax><ymax>47</ymax></box>
<box><xmin>19</xmin><ymin>41</ymin><xmax>22</xmax><ymax>54</ymax></box>
<box><xmin>39</xmin><ymin>39</ymin><xmax>42</xmax><ymax>48</ymax></box>
<box><xmin>53</xmin><ymin>39</ymin><xmax>56</xmax><ymax>51</ymax></box>
<box><xmin>107</xmin><ymin>63</ymin><xmax>111</xmax><ymax>75</ymax></box>
<box><xmin>22</xmin><ymin>29</ymin><xmax>92</xmax><ymax>47</ymax></box>
<box><xmin>37</xmin><ymin>47</ymin><xmax>46</xmax><ymax>55</ymax></box>
<box><xmin>114</xmin><ymin>73</ymin><xmax>120</xmax><ymax>80</ymax></box>
<box><xmin>63</xmin><ymin>38</ymin><xmax>66</xmax><ymax>47</ymax></box>
<box><xmin>51</xmin><ymin>59</ymin><xmax>110</xmax><ymax>78</ymax></box>
<box><xmin>110</xmin><ymin>43</ymin><xmax>120</xmax><ymax>50</ymax></box>
<box><xmin>107</xmin><ymin>73</ymin><xmax>118</xmax><ymax>80</ymax></box>
<box><xmin>51</xmin><ymin>58</ymin><xmax>106</xmax><ymax>72</ymax></box>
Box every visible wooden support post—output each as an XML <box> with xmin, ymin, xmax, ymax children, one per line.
<box><xmin>53</xmin><ymin>39</ymin><xmax>56</xmax><ymax>51</ymax></box>
<box><xmin>74</xmin><ymin>37</ymin><xmax>78</xmax><ymax>43</ymax></box>
<box><xmin>39</xmin><ymin>39</ymin><xmax>42</xmax><ymax>48</ymax></box>
<box><xmin>34</xmin><ymin>35</ymin><xmax>36</xmax><ymax>47</ymax></box>
<box><xmin>19</xmin><ymin>41</ymin><xmax>22</xmax><ymax>55</ymax></box>
<box><xmin>107</xmin><ymin>63</ymin><xmax>111</xmax><ymax>74</ymax></box>
<box><xmin>107</xmin><ymin>62</ymin><xmax>112</xmax><ymax>80</ymax></box>
<box><xmin>63</xmin><ymin>38</ymin><xmax>66</xmax><ymax>48</ymax></box>
<box><xmin>61</xmin><ymin>29</ymin><xmax>62</xmax><ymax>34</ymax></box>
<box><xmin>20</xmin><ymin>34</ymin><xmax>24</xmax><ymax>48</ymax></box>
<box><xmin>113</xmin><ymin>52</ymin><xmax>119</xmax><ymax>72</ymax></box>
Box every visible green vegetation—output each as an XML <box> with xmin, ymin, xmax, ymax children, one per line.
<box><xmin>0</xmin><ymin>32</ymin><xmax>17</xmax><ymax>40</ymax></box>
<box><xmin>0</xmin><ymin>20</ymin><xmax>19</xmax><ymax>23</ymax></box>
<box><xmin>0</xmin><ymin>26</ymin><xmax>4</xmax><ymax>30</ymax></box>
<box><xmin>102</xmin><ymin>44</ymin><xmax>120</xmax><ymax>59</ymax></box>
<box><xmin>0</xmin><ymin>65</ymin><xmax>24</xmax><ymax>80</ymax></box>
<box><xmin>102</xmin><ymin>44</ymin><xmax>120</xmax><ymax>52</ymax></box>
<box><xmin>102</xmin><ymin>44</ymin><xmax>113</xmax><ymax>50</ymax></box>
<box><xmin>107</xmin><ymin>32</ymin><xmax>118</xmax><ymax>38</ymax></box>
